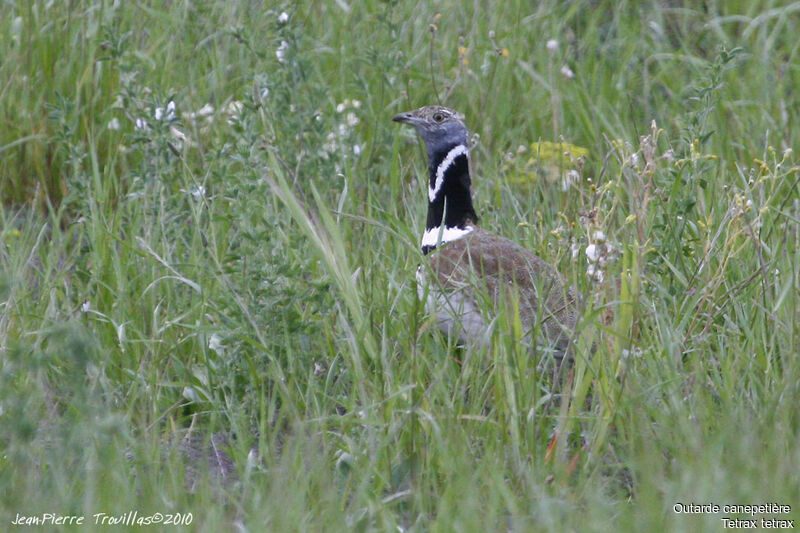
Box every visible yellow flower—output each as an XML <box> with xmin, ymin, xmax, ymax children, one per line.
<box><xmin>4</xmin><ymin>229</ymin><xmax>21</xmax><ymax>244</ymax></box>
<box><xmin>507</xmin><ymin>141</ymin><xmax>589</xmax><ymax>186</ymax></box>
<box><xmin>529</xmin><ymin>141</ymin><xmax>589</xmax><ymax>166</ymax></box>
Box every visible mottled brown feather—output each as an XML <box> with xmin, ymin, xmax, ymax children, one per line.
<box><xmin>427</xmin><ymin>226</ymin><xmax>578</xmax><ymax>354</ymax></box>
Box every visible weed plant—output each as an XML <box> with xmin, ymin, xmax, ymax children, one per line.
<box><xmin>1</xmin><ymin>1</ymin><xmax>799</xmax><ymax>531</ymax></box>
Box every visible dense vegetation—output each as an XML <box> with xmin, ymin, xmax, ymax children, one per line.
<box><xmin>1</xmin><ymin>1</ymin><xmax>799</xmax><ymax>530</ymax></box>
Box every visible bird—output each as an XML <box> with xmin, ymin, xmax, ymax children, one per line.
<box><xmin>392</xmin><ymin>105</ymin><xmax>578</xmax><ymax>361</ymax></box>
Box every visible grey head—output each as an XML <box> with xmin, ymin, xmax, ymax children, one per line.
<box><xmin>392</xmin><ymin>105</ymin><xmax>469</xmax><ymax>158</ymax></box>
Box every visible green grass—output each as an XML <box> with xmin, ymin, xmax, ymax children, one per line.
<box><xmin>2</xmin><ymin>0</ymin><xmax>800</xmax><ymax>531</ymax></box>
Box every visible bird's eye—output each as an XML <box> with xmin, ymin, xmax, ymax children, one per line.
<box><xmin>432</xmin><ymin>112</ymin><xmax>445</xmax><ymax>123</ymax></box>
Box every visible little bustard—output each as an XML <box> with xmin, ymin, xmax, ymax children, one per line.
<box><xmin>393</xmin><ymin>105</ymin><xmax>578</xmax><ymax>360</ymax></box>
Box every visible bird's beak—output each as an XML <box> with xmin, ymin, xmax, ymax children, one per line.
<box><xmin>392</xmin><ymin>111</ymin><xmax>421</xmax><ymax>125</ymax></box>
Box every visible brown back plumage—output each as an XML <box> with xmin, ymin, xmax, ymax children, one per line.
<box><xmin>426</xmin><ymin>227</ymin><xmax>578</xmax><ymax>355</ymax></box>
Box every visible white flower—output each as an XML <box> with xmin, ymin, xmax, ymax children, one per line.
<box><xmin>107</xmin><ymin>117</ymin><xmax>121</xmax><ymax>130</ymax></box>
<box><xmin>598</xmin><ymin>249</ymin><xmax>610</xmax><ymax>267</ymax></box>
<box><xmin>260</xmin><ymin>87</ymin><xmax>270</xmax><ymax>100</ymax></box>
<box><xmin>169</xmin><ymin>127</ymin><xmax>188</xmax><ymax>146</ymax></box>
<box><xmin>345</xmin><ymin>112</ymin><xmax>359</xmax><ymax>127</ymax></box>
<box><xmin>353</xmin><ymin>144</ymin><xmax>362</xmax><ymax>155</ymax></box>
<box><xmin>586</xmin><ymin>263</ymin><xmax>604</xmax><ymax>283</ymax></box>
<box><xmin>351</xmin><ymin>100</ymin><xmax>361</xmax><ymax>109</ymax></box>
<box><xmin>276</xmin><ymin>40</ymin><xmax>289</xmax><ymax>63</ymax></box>
<box><xmin>196</xmin><ymin>103</ymin><xmax>215</xmax><ymax>116</ymax></box>
<box><xmin>155</xmin><ymin>100</ymin><xmax>176</xmax><ymax>121</ymax></box>
<box><xmin>546</xmin><ymin>39</ymin><xmax>558</xmax><ymax>53</ymax></box>
<box><xmin>278</xmin><ymin>11</ymin><xmax>289</xmax><ymax>23</ymax></box>
<box><xmin>323</xmin><ymin>131</ymin><xmax>339</xmax><ymax>153</ymax></box>
<box><xmin>585</xmin><ymin>231</ymin><xmax>618</xmax><ymax>282</ymax></box>
<box><xmin>560</xmin><ymin>65</ymin><xmax>575</xmax><ymax>79</ymax></box>
<box><xmin>336</xmin><ymin>102</ymin><xmax>346</xmax><ymax>113</ymax></box>
<box><xmin>208</xmin><ymin>333</ymin><xmax>224</xmax><ymax>355</ymax></box>
<box><xmin>190</xmin><ymin>185</ymin><xmax>206</xmax><ymax>201</ymax></box>
<box><xmin>135</xmin><ymin>117</ymin><xmax>148</xmax><ymax>130</ymax></box>
<box><xmin>585</xmin><ymin>243</ymin><xmax>600</xmax><ymax>262</ymax></box>
<box><xmin>81</xmin><ymin>300</ymin><xmax>91</xmax><ymax>313</ymax></box>
<box><xmin>189</xmin><ymin>103</ymin><xmax>215</xmax><ymax>123</ymax></box>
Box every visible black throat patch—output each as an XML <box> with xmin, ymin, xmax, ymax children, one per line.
<box><xmin>423</xmin><ymin>144</ymin><xmax>478</xmax><ymax>254</ymax></box>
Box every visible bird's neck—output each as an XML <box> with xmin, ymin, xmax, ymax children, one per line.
<box><xmin>421</xmin><ymin>143</ymin><xmax>478</xmax><ymax>254</ymax></box>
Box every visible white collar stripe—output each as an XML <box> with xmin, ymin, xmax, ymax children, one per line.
<box><xmin>429</xmin><ymin>145</ymin><xmax>468</xmax><ymax>202</ymax></box>
<box><xmin>421</xmin><ymin>225</ymin><xmax>473</xmax><ymax>249</ymax></box>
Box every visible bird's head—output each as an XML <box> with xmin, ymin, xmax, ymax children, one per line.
<box><xmin>392</xmin><ymin>105</ymin><xmax>468</xmax><ymax>156</ymax></box>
